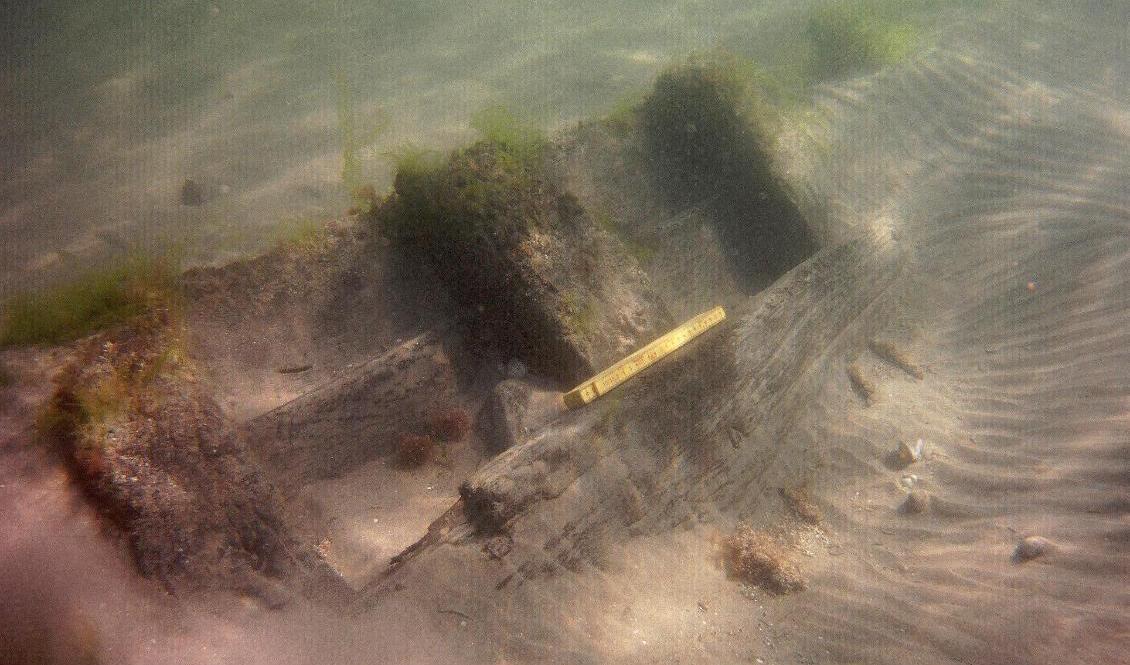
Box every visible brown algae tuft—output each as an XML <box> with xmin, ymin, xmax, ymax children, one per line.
<box><xmin>779</xmin><ymin>485</ymin><xmax>823</xmax><ymax>525</ymax></box>
<box><xmin>722</xmin><ymin>524</ymin><xmax>807</xmax><ymax>594</ymax></box>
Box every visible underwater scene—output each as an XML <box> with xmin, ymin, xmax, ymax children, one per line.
<box><xmin>1</xmin><ymin>1</ymin><xmax>1127</xmax><ymax>663</ymax></box>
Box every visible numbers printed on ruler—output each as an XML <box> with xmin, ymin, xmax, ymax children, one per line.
<box><xmin>563</xmin><ymin>306</ymin><xmax>727</xmax><ymax>409</ymax></box>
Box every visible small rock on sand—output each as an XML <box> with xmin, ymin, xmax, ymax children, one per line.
<box><xmin>897</xmin><ymin>438</ymin><xmax>925</xmax><ymax>465</ymax></box>
<box><xmin>1013</xmin><ymin>535</ymin><xmax>1054</xmax><ymax>562</ymax></box>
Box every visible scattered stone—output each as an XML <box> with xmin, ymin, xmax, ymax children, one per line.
<box><xmin>898</xmin><ymin>474</ymin><xmax>918</xmax><ymax>490</ymax></box>
<box><xmin>897</xmin><ymin>438</ymin><xmax>925</xmax><ymax>466</ymax></box>
<box><xmin>180</xmin><ymin>178</ymin><xmax>204</xmax><ymax>206</ymax></box>
<box><xmin>902</xmin><ymin>490</ymin><xmax>930</xmax><ymax>514</ymax></box>
<box><xmin>1013</xmin><ymin>535</ymin><xmax>1054</xmax><ymax>562</ymax></box>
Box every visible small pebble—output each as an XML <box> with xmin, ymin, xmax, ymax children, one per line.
<box><xmin>1013</xmin><ymin>535</ymin><xmax>1054</xmax><ymax>562</ymax></box>
<box><xmin>897</xmin><ymin>438</ymin><xmax>925</xmax><ymax>465</ymax></box>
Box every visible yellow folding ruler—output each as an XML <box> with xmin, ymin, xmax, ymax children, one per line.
<box><xmin>563</xmin><ymin>305</ymin><xmax>726</xmax><ymax>409</ymax></box>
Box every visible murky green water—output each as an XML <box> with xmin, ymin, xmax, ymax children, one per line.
<box><xmin>0</xmin><ymin>1</ymin><xmax>816</xmax><ymax>290</ymax></box>
<box><xmin>0</xmin><ymin>1</ymin><xmax>1120</xmax><ymax>293</ymax></box>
